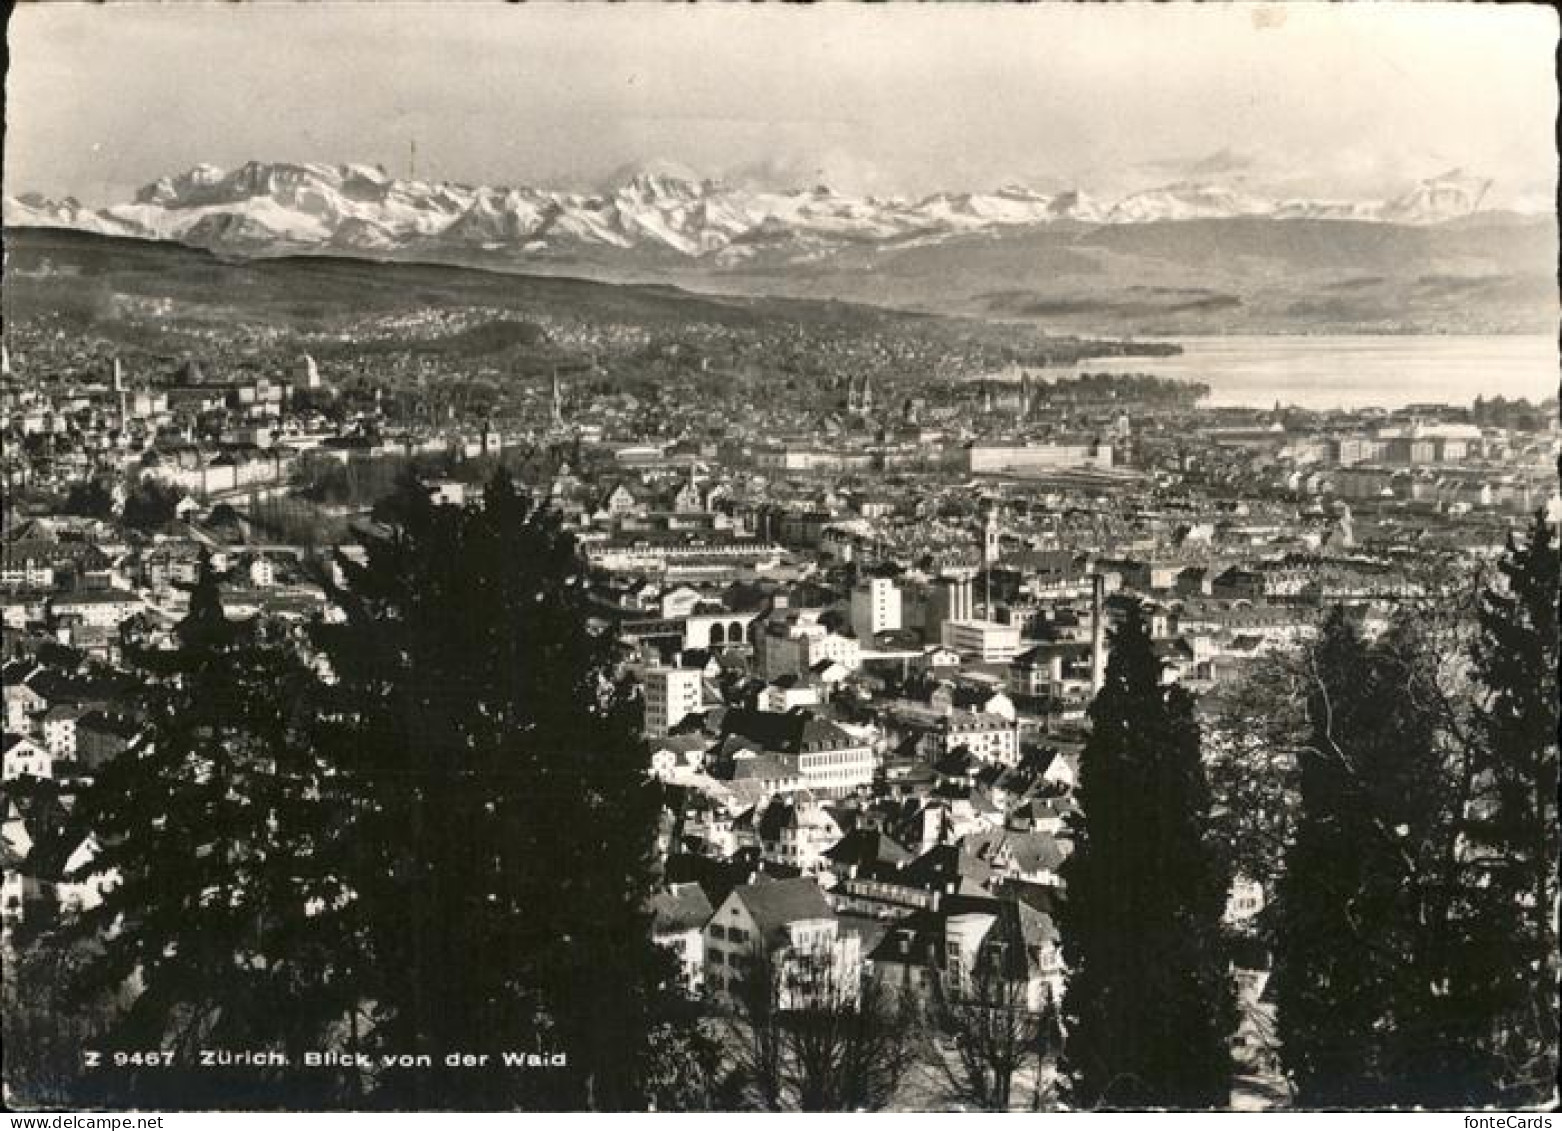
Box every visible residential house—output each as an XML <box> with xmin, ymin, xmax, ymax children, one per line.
<box><xmin>703</xmin><ymin>877</ymin><xmax>860</xmax><ymax>1005</ymax></box>
<box><xmin>650</xmin><ymin>882</ymin><xmax>715</xmax><ymax>994</ymax></box>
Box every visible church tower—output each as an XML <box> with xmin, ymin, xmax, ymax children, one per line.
<box><xmin>551</xmin><ymin>371</ymin><xmax>565</xmax><ymax>430</ymax></box>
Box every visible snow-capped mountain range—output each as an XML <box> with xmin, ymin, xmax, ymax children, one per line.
<box><xmin>3</xmin><ymin>161</ymin><xmax>1505</xmax><ymax>263</ymax></box>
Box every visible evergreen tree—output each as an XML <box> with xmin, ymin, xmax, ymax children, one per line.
<box><xmin>1272</xmin><ymin>604</ymin><xmax>1505</xmax><ymax>1107</ymax></box>
<box><xmin>62</xmin><ymin>476</ymin><xmax>115</xmax><ymax>519</ymax></box>
<box><xmin>312</xmin><ymin>470</ymin><xmax>677</xmax><ymax>1109</ymax></box>
<box><xmin>1467</xmin><ymin>512</ymin><xmax>1560</xmax><ymax>1098</ymax></box>
<box><xmin>1059</xmin><ymin>600</ymin><xmax>1235</xmax><ymax>1108</ymax></box>
<box><xmin>61</xmin><ymin>552</ymin><xmax>355</xmax><ymax>1108</ymax></box>
<box><xmin>1274</xmin><ymin>608</ymin><xmax>1401</xmax><ymax>1106</ymax></box>
<box><xmin>121</xmin><ymin>477</ymin><xmax>183</xmax><ymax>530</ymax></box>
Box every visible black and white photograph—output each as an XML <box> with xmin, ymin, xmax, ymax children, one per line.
<box><xmin>1</xmin><ymin>1</ymin><xmax>1558</xmax><ymax>1114</ymax></box>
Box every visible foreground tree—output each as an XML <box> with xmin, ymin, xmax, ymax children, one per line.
<box><xmin>1059</xmin><ymin>601</ymin><xmax>1235</xmax><ymax>1108</ymax></box>
<box><xmin>1272</xmin><ymin>581</ymin><xmax>1552</xmax><ymax>1108</ymax></box>
<box><xmin>1273</xmin><ymin>608</ymin><xmax>1436</xmax><ymax>1106</ymax></box>
<box><xmin>313</xmin><ymin>471</ymin><xmax>678</xmax><ymax>1109</ymax></box>
<box><xmin>61</xmin><ymin>554</ymin><xmax>354</xmax><ymax>1108</ymax></box>
<box><xmin>920</xmin><ymin>932</ymin><xmax>1039</xmax><ymax>1111</ymax></box>
<box><xmin>1205</xmin><ymin>652</ymin><xmax>1306</xmax><ymax>905</ymax></box>
<box><xmin>725</xmin><ymin>943</ymin><xmax>916</xmax><ymax>1111</ymax></box>
<box><xmin>1466</xmin><ymin>513</ymin><xmax>1559</xmax><ymax>1098</ymax></box>
<box><xmin>2</xmin><ymin>935</ymin><xmax>123</xmax><ymax>1108</ymax></box>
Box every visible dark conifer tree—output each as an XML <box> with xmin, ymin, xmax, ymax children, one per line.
<box><xmin>1272</xmin><ymin>605</ymin><xmax>1494</xmax><ymax>1106</ymax></box>
<box><xmin>1059</xmin><ymin>600</ymin><xmax>1235</xmax><ymax>1108</ymax></box>
<box><xmin>62</xmin><ymin>552</ymin><xmax>354</xmax><ymax>1108</ymax></box>
<box><xmin>1273</xmin><ymin>608</ymin><xmax>1398</xmax><ymax>1106</ymax></box>
<box><xmin>1466</xmin><ymin>512</ymin><xmax>1560</xmax><ymax>1098</ymax></box>
<box><xmin>312</xmin><ymin>470</ymin><xmax>676</xmax><ymax>1110</ymax></box>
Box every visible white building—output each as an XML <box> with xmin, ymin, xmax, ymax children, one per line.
<box><xmin>850</xmin><ymin>576</ymin><xmax>903</xmax><ymax>641</ymax></box>
<box><xmin>964</xmin><ymin>441</ymin><xmax>1113</xmax><ymax>475</ymax></box>
<box><xmin>703</xmin><ymin>877</ymin><xmax>861</xmax><ymax>1006</ymax></box>
<box><xmin>942</xmin><ymin>618</ymin><xmax>1023</xmax><ymax>663</ymax></box>
<box><xmin>650</xmin><ymin>882</ymin><xmax>714</xmax><ymax>995</ymax></box>
<box><xmin>643</xmin><ymin>666</ymin><xmax>704</xmax><ymax>738</ymax></box>
<box><xmin>803</xmin><ymin>629</ymin><xmax>862</xmax><ymax>673</ymax></box>
<box><xmin>2</xmin><ymin>735</ymin><xmax>53</xmax><ymax>781</ymax></box>
<box><xmin>940</xmin><ymin>710</ymin><xmax>1020</xmax><ymax>766</ymax></box>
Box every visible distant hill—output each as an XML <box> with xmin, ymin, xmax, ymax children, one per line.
<box><xmin>686</xmin><ymin>214</ymin><xmax>1559</xmax><ymax>335</ymax></box>
<box><xmin>0</xmin><ymin>226</ymin><xmax>1132</xmax><ymax>369</ymax></box>
<box><xmin>0</xmin><ymin>225</ymin><xmax>926</xmax><ymax>335</ymax></box>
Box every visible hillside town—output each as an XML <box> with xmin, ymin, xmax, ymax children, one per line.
<box><xmin>3</xmin><ymin>297</ymin><xmax>1557</xmax><ymax>1105</ymax></box>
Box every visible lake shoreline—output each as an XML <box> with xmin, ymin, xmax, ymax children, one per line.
<box><xmin>977</xmin><ymin>334</ymin><xmax>1561</xmax><ymax>411</ymax></box>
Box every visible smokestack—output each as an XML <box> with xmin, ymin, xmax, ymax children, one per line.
<box><xmin>1090</xmin><ymin>572</ymin><xmax>1106</xmax><ymax>694</ymax></box>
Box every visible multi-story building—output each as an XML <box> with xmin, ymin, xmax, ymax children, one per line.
<box><xmin>941</xmin><ymin>618</ymin><xmax>1023</xmax><ymax>663</ymax></box>
<box><xmin>939</xmin><ymin>710</ymin><xmax>1020</xmax><ymax>766</ymax></box>
<box><xmin>850</xmin><ymin>575</ymin><xmax>902</xmax><ymax>641</ymax></box>
<box><xmin>721</xmin><ymin>709</ymin><xmax>876</xmax><ymax>796</ymax></box>
<box><xmin>963</xmin><ymin>440</ymin><xmax>1113</xmax><ymax>475</ymax></box>
<box><xmin>643</xmin><ymin>665</ymin><xmax>703</xmax><ymax>738</ymax></box>
<box><xmin>650</xmin><ymin>882</ymin><xmax>715</xmax><ymax>995</ymax></box>
<box><xmin>703</xmin><ymin>877</ymin><xmax>860</xmax><ymax>1005</ymax></box>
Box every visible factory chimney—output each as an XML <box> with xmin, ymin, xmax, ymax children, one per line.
<box><xmin>1090</xmin><ymin>572</ymin><xmax>1106</xmax><ymax>694</ymax></box>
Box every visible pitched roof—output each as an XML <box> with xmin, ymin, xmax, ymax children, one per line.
<box><xmin>728</xmin><ymin>752</ymin><xmax>797</xmax><ymax>784</ymax></box>
<box><xmin>822</xmin><ymin>827</ymin><xmax>913</xmax><ymax>869</ymax></box>
<box><xmin>649</xmin><ymin>882</ymin><xmax>715</xmax><ymax>935</ymax></box>
<box><xmin>732</xmin><ymin>876</ymin><xmax>836</xmax><ymax>944</ymax></box>
<box><xmin>963</xmin><ymin>828</ymin><xmax>1067</xmax><ymax>877</ymax></box>
<box><xmin>900</xmin><ymin>843</ymin><xmax>995</xmax><ymax>893</ymax></box>
<box><xmin>3</xmin><ymin>733</ymin><xmax>49</xmax><ymax>756</ymax></box>
<box><xmin>722</xmin><ymin>708</ymin><xmax>859</xmax><ymax>755</ymax></box>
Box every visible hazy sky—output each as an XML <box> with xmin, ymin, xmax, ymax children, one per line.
<box><xmin>5</xmin><ymin>2</ymin><xmax>1557</xmax><ymax>207</ymax></box>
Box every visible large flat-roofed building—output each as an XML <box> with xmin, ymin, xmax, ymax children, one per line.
<box><xmin>963</xmin><ymin>441</ymin><xmax>1113</xmax><ymax>475</ymax></box>
<box><xmin>941</xmin><ymin>618</ymin><xmax>1023</xmax><ymax>663</ymax></box>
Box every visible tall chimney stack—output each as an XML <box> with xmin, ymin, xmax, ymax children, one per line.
<box><xmin>1090</xmin><ymin>572</ymin><xmax>1106</xmax><ymax>693</ymax></box>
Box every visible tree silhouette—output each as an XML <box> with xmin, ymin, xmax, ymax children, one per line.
<box><xmin>1271</xmin><ymin>594</ymin><xmax>1547</xmax><ymax>1108</ymax></box>
<box><xmin>723</xmin><ymin>941</ymin><xmax>914</xmax><ymax>1111</ymax></box>
<box><xmin>1058</xmin><ymin>600</ymin><xmax>1235</xmax><ymax>1109</ymax></box>
<box><xmin>1466</xmin><ymin>513</ymin><xmax>1559</xmax><ymax>1100</ymax></box>
<box><xmin>60</xmin><ymin>551</ymin><xmax>353</xmax><ymax>1108</ymax></box>
<box><xmin>919</xmin><ymin>934</ymin><xmax>1039</xmax><ymax>1110</ymax></box>
<box><xmin>312</xmin><ymin>469</ymin><xmax>676</xmax><ymax>1109</ymax></box>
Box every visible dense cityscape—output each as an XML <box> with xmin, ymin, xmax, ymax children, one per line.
<box><xmin>3</xmin><ymin>226</ymin><xmax>1557</xmax><ymax>1108</ymax></box>
<box><xmin>3</xmin><ymin>1</ymin><xmax>1558</xmax><ymax>1116</ymax></box>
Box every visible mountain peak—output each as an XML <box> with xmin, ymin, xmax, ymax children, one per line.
<box><xmin>602</xmin><ymin>158</ymin><xmax>704</xmax><ymax>191</ymax></box>
<box><xmin>4</xmin><ymin>159</ymin><xmax>1511</xmax><ymax>264</ymax></box>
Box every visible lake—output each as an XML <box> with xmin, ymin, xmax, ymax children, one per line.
<box><xmin>1055</xmin><ymin>335</ymin><xmax>1560</xmax><ymax>411</ymax></box>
